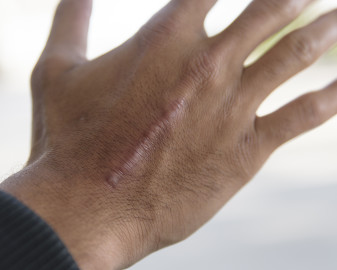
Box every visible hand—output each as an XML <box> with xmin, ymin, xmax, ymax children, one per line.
<box><xmin>1</xmin><ymin>0</ymin><xmax>337</xmax><ymax>269</ymax></box>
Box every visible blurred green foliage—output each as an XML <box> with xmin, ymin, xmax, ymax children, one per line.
<box><xmin>329</xmin><ymin>45</ymin><xmax>337</xmax><ymax>58</ymax></box>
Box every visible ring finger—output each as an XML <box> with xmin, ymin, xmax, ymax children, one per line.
<box><xmin>242</xmin><ymin>9</ymin><xmax>337</xmax><ymax>110</ymax></box>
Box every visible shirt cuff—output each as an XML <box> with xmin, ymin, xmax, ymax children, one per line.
<box><xmin>0</xmin><ymin>190</ymin><xmax>80</xmax><ymax>270</ymax></box>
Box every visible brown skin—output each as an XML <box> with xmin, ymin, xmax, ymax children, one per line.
<box><xmin>1</xmin><ymin>0</ymin><xmax>337</xmax><ymax>269</ymax></box>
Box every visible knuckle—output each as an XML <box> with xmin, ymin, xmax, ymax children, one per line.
<box><xmin>279</xmin><ymin>0</ymin><xmax>301</xmax><ymax>18</ymax></box>
<box><xmin>31</xmin><ymin>57</ymin><xmax>58</xmax><ymax>91</ymax></box>
<box><xmin>185</xmin><ymin>50</ymin><xmax>220</xmax><ymax>87</ymax></box>
<box><xmin>286</xmin><ymin>33</ymin><xmax>317</xmax><ymax>65</ymax></box>
<box><xmin>259</xmin><ymin>0</ymin><xmax>300</xmax><ymax>19</ymax></box>
<box><xmin>138</xmin><ymin>17</ymin><xmax>180</xmax><ymax>48</ymax></box>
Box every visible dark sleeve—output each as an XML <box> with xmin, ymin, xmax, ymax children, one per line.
<box><xmin>0</xmin><ymin>190</ymin><xmax>80</xmax><ymax>270</ymax></box>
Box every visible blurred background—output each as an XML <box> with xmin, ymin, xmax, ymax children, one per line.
<box><xmin>0</xmin><ymin>0</ymin><xmax>337</xmax><ymax>269</ymax></box>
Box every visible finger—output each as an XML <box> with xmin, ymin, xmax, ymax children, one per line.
<box><xmin>173</xmin><ymin>0</ymin><xmax>218</xmax><ymax>29</ymax></box>
<box><xmin>243</xmin><ymin>9</ymin><xmax>337</xmax><ymax>110</ymax></box>
<box><xmin>257</xmin><ymin>80</ymin><xmax>337</xmax><ymax>151</ymax></box>
<box><xmin>139</xmin><ymin>0</ymin><xmax>218</xmax><ymax>45</ymax></box>
<box><xmin>212</xmin><ymin>0</ymin><xmax>314</xmax><ymax>62</ymax></box>
<box><xmin>43</xmin><ymin>0</ymin><xmax>93</xmax><ymax>63</ymax></box>
<box><xmin>149</xmin><ymin>0</ymin><xmax>217</xmax><ymax>35</ymax></box>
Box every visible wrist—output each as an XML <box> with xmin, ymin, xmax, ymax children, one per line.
<box><xmin>0</xmin><ymin>155</ymin><xmax>153</xmax><ymax>269</ymax></box>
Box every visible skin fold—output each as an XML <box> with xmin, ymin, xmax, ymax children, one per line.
<box><xmin>1</xmin><ymin>0</ymin><xmax>337</xmax><ymax>269</ymax></box>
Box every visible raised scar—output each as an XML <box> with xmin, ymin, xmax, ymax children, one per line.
<box><xmin>106</xmin><ymin>99</ymin><xmax>185</xmax><ymax>187</ymax></box>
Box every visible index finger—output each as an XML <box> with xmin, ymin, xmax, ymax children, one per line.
<box><xmin>43</xmin><ymin>0</ymin><xmax>93</xmax><ymax>63</ymax></box>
